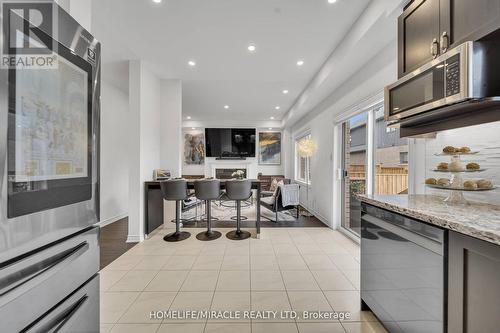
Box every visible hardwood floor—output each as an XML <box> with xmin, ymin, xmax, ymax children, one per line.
<box><xmin>100</xmin><ymin>217</ymin><xmax>137</xmax><ymax>270</ymax></box>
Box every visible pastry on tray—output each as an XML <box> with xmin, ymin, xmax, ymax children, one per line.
<box><xmin>442</xmin><ymin>146</ymin><xmax>457</xmax><ymax>154</ymax></box>
<box><xmin>463</xmin><ymin>180</ymin><xmax>478</xmax><ymax>190</ymax></box>
<box><xmin>437</xmin><ymin>178</ymin><xmax>451</xmax><ymax>187</ymax></box>
<box><xmin>457</xmin><ymin>146</ymin><xmax>471</xmax><ymax>154</ymax></box>
<box><xmin>466</xmin><ymin>162</ymin><xmax>481</xmax><ymax>170</ymax></box>
<box><xmin>437</xmin><ymin>162</ymin><xmax>449</xmax><ymax>170</ymax></box>
<box><xmin>448</xmin><ymin>160</ymin><xmax>464</xmax><ymax>172</ymax></box>
<box><xmin>425</xmin><ymin>178</ymin><xmax>438</xmax><ymax>185</ymax></box>
<box><xmin>476</xmin><ymin>179</ymin><xmax>493</xmax><ymax>189</ymax></box>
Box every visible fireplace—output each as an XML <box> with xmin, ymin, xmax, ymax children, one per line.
<box><xmin>215</xmin><ymin>168</ymin><xmax>247</xmax><ymax>180</ymax></box>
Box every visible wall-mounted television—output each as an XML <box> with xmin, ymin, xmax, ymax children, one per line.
<box><xmin>205</xmin><ymin>128</ymin><xmax>256</xmax><ymax>158</ymax></box>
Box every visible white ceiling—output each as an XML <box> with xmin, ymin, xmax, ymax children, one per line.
<box><xmin>92</xmin><ymin>0</ymin><xmax>371</xmax><ymax>124</ymax></box>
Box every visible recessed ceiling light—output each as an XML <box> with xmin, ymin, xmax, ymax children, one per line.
<box><xmin>296</xmin><ymin>60</ymin><xmax>304</xmax><ymax>66</ymax></box>
<box><xmin>328</xmin><ymin>0</ymin><xmax>337</xmax><ymax>3</ymax></box>
<box><xmin>270</xmin><ymin>116</ymin><xmax>275</xmax><ymax>120</ymax></box>
<box><xmin>282</xmin><ymin>90</ymin><xmax>289</xmax><ymax>94</ymax></box>
<box><xmin>275</xmin><ymin>106</ymin><xmax>281</xmax><ymax>110</ymax></box>
<box><xmin>152</xmin><ymin>0</ymin><xmax>162</xmax><ymax>3</ymax></box>
<box><xmin>269</xmin><ymin>127</ymin><xmax>273</xmax><ymax>130</ymax></box>
<box><xmin>188</xmin><ymin>60</ymin><xmax>196</xmax><ymax>67</ymax></box>
<box><xmin>186</xmin><ymin>116</ymin><xmax>191</xmax><ymax>120</ymax></box>
<box><xmin>224</xmin><ymin>105</ymin><xmax>230</xmax><ymax>109</ymax></box>
<box><xmin>191</xmin><ymin>127</ymin><xmax>196</xmax><ymax>130</ymax></box>
<box><xmin>247</xmin><ymin>44</ymin><xmax>256</xmax><ymax>52</ymax></box>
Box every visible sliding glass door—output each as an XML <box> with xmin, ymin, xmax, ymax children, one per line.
<box><xmin>340</xmin><ymin>112</ymin><xmax>368</xmax><ymax>236</ymax></box>
<box><xmin>339</xmin><ymin>105</ymin><xmax>409</xmax><ymax>237</ymax></box>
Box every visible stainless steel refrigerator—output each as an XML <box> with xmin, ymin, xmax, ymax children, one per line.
<box><xmin>0</xmin><ymin>2</ymin><xmax>101</xmax><ymax>332</ymax></box>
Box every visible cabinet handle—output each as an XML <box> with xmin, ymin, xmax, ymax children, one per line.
<box><xmin>430</xmin><ymin>38</ymin><xmax>439</xmax><ymax>58</ymax></box>
<box><xmin>440</xmin><ymin>31</ymin><xmax>449</xmax><ymax>53</ymax></box>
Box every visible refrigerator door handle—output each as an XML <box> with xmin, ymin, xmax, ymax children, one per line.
<box><xmin>0</xmin><ymin>241</ymin><xmax>89</xmax><ymax>300</ymax></box>
<box><xmin>22</xmin><ymin>294</ymin><xmax>89</xmax><ymax>333</ymax></box>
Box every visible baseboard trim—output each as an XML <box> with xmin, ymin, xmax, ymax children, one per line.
<box><xmin>300</xmin><ymin>205</ymin><xmax>331</xmax><ymax>228</ymax></box>
<box><xmin>126</xmin><ymin>234</ymin><xmax>144</xmax><ymax>243</ymax></box>
<box><xmin>96</xmin><ymin>213</ymin><xmax>128</xmax><ymax>228</ymax></box>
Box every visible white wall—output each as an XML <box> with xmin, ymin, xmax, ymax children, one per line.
<box><xmin>287</xmin><ymin>35</ymin><xmax>398</xmax><ymax>229</ymax></box>
<box><xmin>99</xmin><ymin>80</ymin><xmax>129</xmax><ymax>224</ymax></box>
<box><xmin>128</xmin><ymin>60</ymin><xmax>162</xmax><ymax>242</ymax></box>
<box><xmin>181</xmin><ymin>127</ymin><xmax>285</xmax><ymax>178</ymax></box>
<box><xmin>160</xmin><ymin>80</ymin><xmax>182</xmax><ymax>177</ymax></box>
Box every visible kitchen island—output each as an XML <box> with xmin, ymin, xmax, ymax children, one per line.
<box><xmin>357</xmin><ymin>194</ymin><xmax>500</xmax><ymax>333</ymax></box>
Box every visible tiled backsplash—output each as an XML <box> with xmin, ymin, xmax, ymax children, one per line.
<box><xmin>421</xmin><ymin>121</ymin><xmax>500</xmax><ymax>205</ymax></box>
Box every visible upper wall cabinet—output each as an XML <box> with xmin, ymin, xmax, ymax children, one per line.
<box><xmin>398</xmin><ymin>0</ymin><xmax>500</xmax><ymax>77</ymax></box>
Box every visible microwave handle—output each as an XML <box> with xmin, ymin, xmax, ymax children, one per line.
<box><xmin>440</xmin><ymin>31</ymin><xmax>449</xmax><ymax>53</ymax></box>
<box><xmin>430</xmin><ymin>38</ymin><xmax>439</xmax><ymax>58</ymax></box>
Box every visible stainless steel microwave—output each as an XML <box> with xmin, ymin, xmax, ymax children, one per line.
<box><xmin>385</xmin><ymin>41</ymin><xmax>500</xmax><ymax>123</ymax></box>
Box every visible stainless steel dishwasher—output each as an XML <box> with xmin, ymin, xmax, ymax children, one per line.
<box><xmin>361</xmin><ymin>203</ymin><xmax>446</xmax><ymax>333</ymax></box>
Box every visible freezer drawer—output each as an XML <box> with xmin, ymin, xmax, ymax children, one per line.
<box><xmin>0</xmin><ymin>227</ymin><xmax>99</xmax><ymax>332</ymax></box>
<box><xmin>361</xmin><ymin>203</ymin><xmax>445</xmax><ymax>333</ymax></box>
<box><xmin>24</xmin><ymin>274</ymin><xmax>99</xmax><ymax>333</ymax></box>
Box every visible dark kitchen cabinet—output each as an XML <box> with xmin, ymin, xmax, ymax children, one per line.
<box><xmin>448</xmin><ymin>231</ymin><xmax>500</xmax><ymax>333</ymax></box>
<box><xmin>398</xmin><ymin>0</ymin><xmax>500</xmax><ymax>77</ymax></box>
<box><xmin>398</xmin><ymin>0</ymin><xmax>441</xmax><ymax>77</ymax></box>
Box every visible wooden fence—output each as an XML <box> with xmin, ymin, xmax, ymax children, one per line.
<box><xmin>349</xmin><ymin>165</ymin><xmax>408</xmax><ymax>195</ymax></box>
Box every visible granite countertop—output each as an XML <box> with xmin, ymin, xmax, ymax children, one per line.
<box><xmin>357</xmin><ymin>194</ymin><xmax>500</xmax><ymax>246</ymax></box>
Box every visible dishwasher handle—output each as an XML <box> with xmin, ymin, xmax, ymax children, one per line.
<box><xmin>362</xmin><ymin>214</ymin><xmax>444</xmax><ymax>256</ymax></box>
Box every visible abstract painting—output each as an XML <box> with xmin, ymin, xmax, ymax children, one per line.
<box><xmin>259</xmin><ymin>132</ymin><xmax>281</xmax><ymax>165</ymax></box>
<box><xmin>184</xmin><ymin>132</ymin><xmax>205</xmax><ymax>165</ymax></box>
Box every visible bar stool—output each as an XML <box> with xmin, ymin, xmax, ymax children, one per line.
<box><xmin>194</xmin><ymin>179</ymin><xmax>222</xmax><ymax>241</ymax></box>
<box><xmin>225</xmin><ymin>179</ymin><xmax>252</xmax><ymax>240</ymax></box>
<box><xmin>160</xmin><ymin>179</ymin><xmax>191</xmax><ymax>242</ymax></box>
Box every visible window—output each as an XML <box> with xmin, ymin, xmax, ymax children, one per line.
<box><xmin>295</xmin><ymin>133</ymin><xmax>312</xmax><ymax>184</ymax></box>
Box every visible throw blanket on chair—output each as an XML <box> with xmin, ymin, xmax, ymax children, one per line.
<box><xmin>280</xmin><ymin>184</ymin><xmax>300</xmax><ymax>207</ymax></box>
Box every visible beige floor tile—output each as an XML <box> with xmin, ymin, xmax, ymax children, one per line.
<box><xmin>181</xmin><ymin>270</ymin><xmax>219</xmax><ymax>291</ymax></box>
<box><xmin>221</xmin><ymin>256</ymin><xmax>250</xmax><ymax>270</ymax></box>
<box><xmin>167</xmin><ymin>291</ymin><xmax>213</xmax><ymax>323</ymax></box>
<box><xmin>204</xmin><ymin>323</ymin><xmax>251</xmax><ymax>333</ymax></box>
<box><xmin>109</xmin><ymin>270</ymin><xmax>158</xmax><ymax>292</ymax></box>
<box><xmin>118</xmin><ymin>292</ymin><xmax>176</xmax><ymax>323</ymax></box>
<box><xmin>104</xmin><ymin>255</ymin><xmax>144</xmax><ymax>271</ymax></box>
<box><xmin>162</xmin><ymin>256</ymin><xmax>197</xmax><ymax>270</ymax></box>
<box><xmin>100</xmin><ymin>323</ymin><xmax>114</xmax><ymax>333</ymax></box>
<box><xmin>250</xmin><ymin>255</ymin><xmax>279</xmax><ymax>270</ymax></box>
<box><xmin>324</xmin><ymin>291</ymin><xmax>377</xmax><ymax>322</ymax></box>
<box><xmin>251</xmin><ymin>291</ymin><xmax>293</xmax><ymax>322</ymax></box>
<box><xmin>250</xmin><ymin>270</ymin><xmax>285</xmax><ymax>291</ymax></box>
<box><xmin>316</xmin><ymin>243</ymin><xmax>350</xmax><ymax>255</ymax></box>
<box><xmin>297</xmin><ymin>322</ymin><xmax>346</xmax><ymax>333</ymax></box>
<box><xmin>281</xmin><ymin>270</ymin><xmax>320</xmax><ymax>291</ymax></box>
<box><xmin>296</xmin><ymin>243</ymin><xmax>324</xmax><ymax>255</ymax></box>
<box><xmin>200</xmin><ymin>244</ymin><xmax>226</xmax><ymax>256</ymax></box>
<box><xmin>109</xmin><ymin>324</ymin><xmax>160</xmax><ymax>333</ymax></box>
<box><xmin>342</xmin><ymin>270</ymin><xmax>361</xmax><ymax>290</ymax></box>
<box><xmin>311</xmin><ymin>270</ymin><xmax>356</xmax><ymax>291</ymax></box>
<box><xmin>302</xmin><ymin>255</ymin><xmax>338</xmax><ymax>270</ymax></box>
<box><xmin>225</xmin><ymin>244</ymin><xmax>250</xmax><ymax>256</ymax></box>
<box><xmin>157</xmin><ymin>323</ymin><xmax>205</xmax><ymax>333</ymax></box>
<box><xmin>134</xmin><ymin>256</ymin><xmax>171</xmax><ymax>270</ymax></box>
<box><xmin>287</xmin><ymin>291</ymin><xmax>334</xmax><ymax>321</ymax></box>
<box><xmin>273</xmin><ymin>244</ymin><xmax>300</xmax><ymax>256</ymax></box>
<box><xmin>329</xmin><ymin>254</ymin><xmax>360</xmax><ymax>270</ymax></box>
<box><xmin>276</xmin><ymin>255</ymin><xmax>308</xmax><ymax>270</ymax></box>
<box><xmin>100</xmin><ymin>270</ymin><xmax>128</xmax><ymax>292</ymax></box>
<box><xmin>216</xmin><ymin>270</ymin><xmax>250</xmax><ymax>291</ymax></box>
<box><xmin>100</xmin><ymin>292</ymin><xmax>140</xmax><ymax>323</ymax></box>
<box><xmin>342</xmin><ymin>322</ymin><xmax>388</xmax><ymax>333</ymax></box>
<box><xmin>210</xmin><ymin>291</ymin><xmax>251</xmax><ymax>322</ymax></box>
<box><xmin>252</xmin><ymin>322</ymin><xmax>299</xmax><ymax>333</ymax></box>
<box><xmin>145</xmin><ymin>271</ymin><xmax>189</xmax><ymax>292</ymax></box>
<box><xmin>191</xmin><ymin>255</ymin><xmax>223</xmax><ymax>270</ymax></box>
<box><xmin>250</xmin><ymin>243</ymin><xmax>275</xmax><ymax>256</ymax></box>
